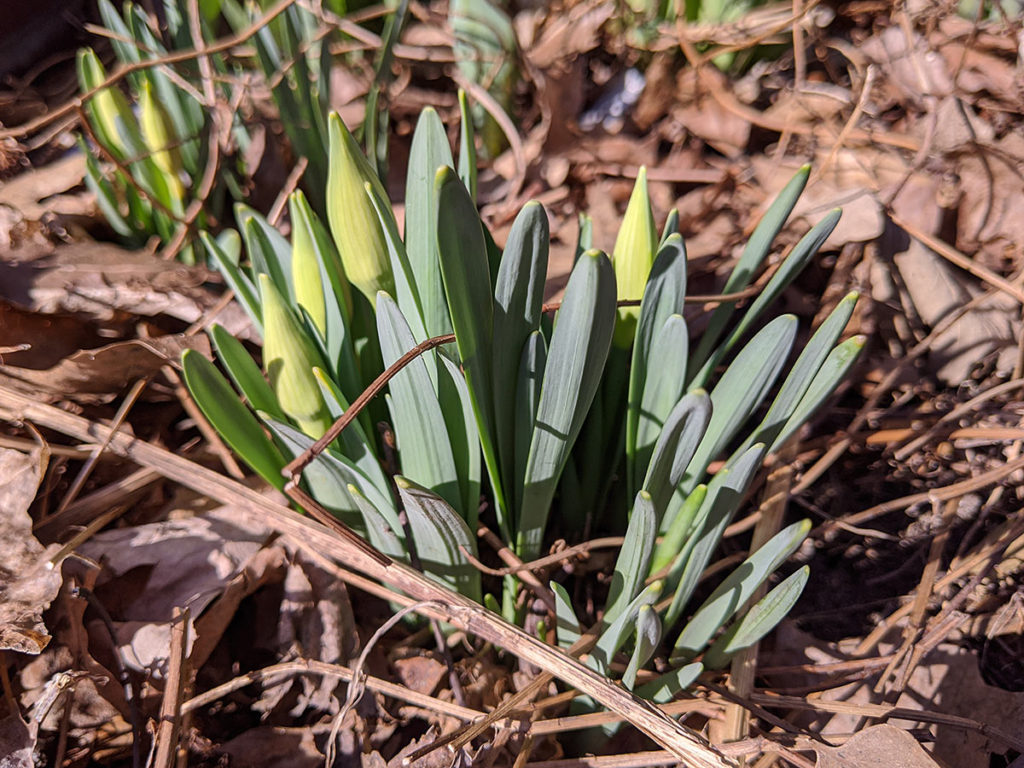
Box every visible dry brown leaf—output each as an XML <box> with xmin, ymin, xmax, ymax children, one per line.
<box><xmin>859</xmin><ymin>26</ymin><xmax>954</xmax><ymax>105</ymax></box>
<box><xmin>761</xmin><ymin>86</ymin><xmax>850</xmax><ymax>130</ymax></box>
<box><xmin>888</xmin><ymin>171</ymin><xmax>1019</xmax><ymax>383</ymax></box>
<box><xmin>905</xmin><ymin>643</ymin><xmax>1024</xmax><ymax>765</ymax></box>
<box><xmin>77</xmin><ymin>510</ymin><xmax>271</xmax><ymax>678</ymax></box>
<box><xmin>0</xmin><ymin>714</ymin><xmax>36</xmax><ymax>768</ymax></box>
<box><xmin>250</xmin><ymin>547</ymin><xmax>357</xmax><ymax>717</ymax></box>
<box><xmin>765</xmin><ymin>627</ymin><xmax>1024</xmax><ymax>766</ymax></box>
<box><xmin>522</xmin><ymin>3</ymin><xmax>613</xmax><ymax>69</ymax></box>
<box><xmin>0</xmin><ymin>154</ymin><xmax>89</xmax><ymax>247</ymax></box>
<box><xmin>674</xmin><ymin>70</ymin><xmax>751</xmax><ymax>158</ymax></box>
<box><xmin>218</xmin><ymin>726</ymin><xmax>324</xmax><ymax>768</ymax></box>
<box><xmin>0</xmin><ymin>448</ymin><xmax>60</xmax><ymax>654</ymax></box>
<box><xmin>955</xmin><ymin>132</ymin><xmax>1024</xmax><ymax>251</ymax></box>
<box><xmin>814</xmin><ymin>724</ymin><xmax>940</xmax><ymax>768</ymax></box>
<box><xmin>0</xmin><ymin>333</ymin><xmax>209</xmax><ymax>402</ymax></box>
<box><xmin>392</xmin><ymin>654</ymin><xmax>447</xmax><ymax>697</ymax></box>
<box><xmin>0</xmin><ymin>241</ymin><xmax>255</xmax><ymax>339</ymax></box>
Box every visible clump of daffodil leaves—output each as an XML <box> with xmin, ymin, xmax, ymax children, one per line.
<box><xmin>182</xmin><ymin>97</ymin><xmax>863</xmax><ymax>720</ymax></box>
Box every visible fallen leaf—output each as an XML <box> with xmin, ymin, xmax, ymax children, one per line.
<box><xmin>888</xmin><ymin>171</ymin><xmax>1019</xmax><ymax>383</ymax></box>
<box><xmin>0</xmin><ymin>448</ymin><xmax>61</xmax><ymax>654</ymax></box>
<box><xmin>78</xmin><ymin>509</ymin><xmax>272</xmax><ymax>679</ymax></box>
<box><xmin>673</xmin><ymin>69</ymin><xmax>751</xmax><ymax>158</ymax></box>
<box><xmin>860</xmin><ymin>26</ymin><xmax>954</xmax><ymax>105</ymax></box>
<box><xmin>219</xmin><ymin>726</ymin><xmax>324</xmax><ymax>768</ymax></box>
<box><xmin>815</xmin><ymin>724</ymin><xmax>940</xmax><ymax>768</ymax></box>
<box><xmin>764</xmin><ymin>627</ymin><xmax>1024</xmax><ymax>766</ymax></box>
<box><xmin>905</xmin><ymin>642</ymin><xmax>1024</xmax><ymax>765</ymax></box>
<box><xmin>0</xmin><ymin>153</ymin><xmax>89</xmax><ymax>248</ymax></box>
<box><xmin>0</xmin><ymin>714</ymin><xmax>36</xmax><ymax>768</ymax></box>
<box><xmin>955</xmin><ymin>131</ymin><xmax>1024</xmax><ymax>251</ymax></box>
<box><xmin>0</xmin><ymin>299</ymin><xmax>107</xmax><ymax>370</ymax></box>
<box><xmin>0</xmin><ymin>241</ymin><xmax>255</xmax><ymax>341</ymax></box>
<box><xmin>0</xmin><ymin>333</ymin><xmax>210</xmax><ymax>403</ymax></box>
<box><xmin>392</xmin><ymin>654</ymin><xmax>447</xmax><ymax>697</ymax></box>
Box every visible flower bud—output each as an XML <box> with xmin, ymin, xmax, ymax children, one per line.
<box><xmin>76</xmin><ymin>48</ymin><xmax>138</xmax><ymax>160</ymax></box>
<box><xmin>326</xmin><ymin>112</ymin><xmax>395</xmax><ymax>307</ymax></box>
<box><xmin>139</xmin><ymin>79</ymin><xmax>185</xmax><ymax>204</ymax></box>
<box><xmin>612</xmin><ymin>166</ymin><xmax>658</xmax><ymax>347</ymax></box>
<box><xmin>259</xmin><ymin>274</ymin><xmax>332</xmax><ymax>439</ymax></box>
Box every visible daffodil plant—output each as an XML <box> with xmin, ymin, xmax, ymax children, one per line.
<box><xmin>76</xmin><ymin>0</ymin><xmax>348</xmax><ymax>262</ymax></box>
<box><xmin>183</xmin><ymin>103</ymin><xmax>863</xmax><ymax>713</ymax></box>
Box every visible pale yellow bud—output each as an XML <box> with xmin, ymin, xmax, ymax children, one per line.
<box><xmin>325</xmin><ymin>112</ymin><xmax>395</xmax><ymax>307</ymax></box>
<box><xmin>259</xmin><ymin>274</ymin><xmax>332</xmax><ymax>439</ymax></box>
<box><xmin>612</xmin><ymin>166</ymin><xmax>658</xmax><ymax>347</ymax></box>
<box><xmin>139</xmin><ymin>80</ymin><xmax>185</xmax><ymax>204</ymax></box>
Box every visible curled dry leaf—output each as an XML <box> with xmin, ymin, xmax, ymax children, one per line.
<box><xmin>0</xmin><ymin>447</ymin><xmax>60</xmax><ymax>655</ymax></box>
<box><xmin>0</xmin><ymin>241</ymin><xmax>255</xmax><ymax>340</ymax></box>
<box><xmin>815</xmin><ymin>724</ymin><xmax>940</xmax><ymax>768</ymax></box>
<box><xmin>0</xmin><ymin>333</ymin><xmax>210</xmax><ymax>403</ymax></box>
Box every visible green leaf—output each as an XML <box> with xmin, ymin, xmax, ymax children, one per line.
<box><xmin>737</xmin><ymin>291</ymin><xmax>858</xmax><ymax>457</ymax></box>
<box><xmin>81</xmin><ymin>139</ymin><xmax>133</xmax><ymax>238</ymax></box>
<box><xmin>664</xmin><ymin>443</ymin><xmax>765</xmax><ymax>627</ymax></box>
<box><xmin>457</xmin><ymin>89</ymin><xmax>477</xmax><ymax>202</ymax></box>
<box><xmin>635</xmin><ymin>662</ymin><xmax>703</xmax><ymax>703</ymax></box>
<box><xmin>397</xmin><ymin>476</ymin><xmax>481</xmax><ymax>603</ymax></box>
<box><xmin>772</xmin><ymin>334</ymin><xmax>865</xmax><ymax>451</ymax></box>
<box><xmin>436</xmin><ymin>166</ymin><xmax>506</xmax><ymax>525</ymax></box>
<box><xmin>405</xmin><ymin>107</ymin><xmax>455</xmax><ymax>340</ymax></box>
<box><xmin>514</xmin><ymin>331</ymin><xmax>547</xmax><ymax>510</ymax></box>
<box><xmin>264</xmin><ymin>416</ymin><xmax>399</xmax><ymax>530</ymax></box>
<box><xmin>672</xmin><ymin>520</ymin><xmax>810</xmax><ymax>660</ymax></box>
<box><xmin>366</xmin><ymin>180</ymin><xmax>427</xmax><ymax>343</ymax></box>
<box><xmin>604</xmin><ymin>491</ymin><xmax>656</xmax><ymax>626</ymax></box>
<box><xmin>209</xmin><ymin>324</ymin><xmax>284</xmax><ymax>421</ymax></box>
<box><xmin>377</xmin><ymin>293</ymin><xmax>461</xmax><ymax>514</ymax></box>
<box><xmin>641</xmin><ymin>391</ymin><xmax>711</xmax><ymax>525</ymax></box>
<box><xmin>364</xmin><ymin>0</ymin><xmax>407</xmax><ymax>180</ymax></box>
<box><xmin>650</xmin><ymin>483</ymin><xmax>706</xmax><ymax>576</ymax></box>
<box><xmin>551</xmin><ymin>581</ymin><xmax>582</xmax><ymax>649</ymax></box>
<box><xmin>631</xmin><ymin>315</ymin><xmax>689</xmax><ymax>493</ymax></box>
<box><xmin>589</xmin><ymin>580</ymin><xmax>662</xmax><ymax>675</ymax></box>
<box><xmin>493</xmin><ymin>201</ymin><xmax>549</xmax><ymax>497</ymax></box>
<box><xmin>517</xmin><ymin>249</ymin><xmax>617</xmax><ymax>560</ymax></box>
<box><xmin>311</xmin><ymin>367</ymin><xmax>386</xmax><ymax>487</ymax></box>
<box><xmin>679</xmin><ymin>314</ymin><xmax>796</xmax><ymax>495</ymax></box>
<box><xmin>659</xmin><ymin>208</ymin><xmax>680</xmax><ymax>246</ymax></box>
<box><xmin>437</xmin><ymin>354</ymin><xmax>482</xmax><ymax>530</ymax></box>
<box><xmin>239</xmin><ymin>206</ymin><xmax>294</xmax><ymax>302</ymax></box>
<box><xmin>181</xmin><ymin>350</ymin><xmax>286</xmax><ymax>489</ymax></box>
<box><xmin>702</xmin><ymin>566</ymin><xmax>809</xmax><ymax>669</ymax></box>
<box><xmin>690</xmin><ymin>208</ymin><xmax>841</xmax><ymax>388</ymax></box>
<box><xmin>687</xmin><ymin>164</ymin><xmax>809</xmax><ymax>381</ymax></box>
<box><xmin>623</xmin><ymin>605</ymin><xmax>661</xmax><ymax>691</ymax></box>
<box><xmin>347</xmin><ymin>483</ymin><xmax>407</xmax><ymax>561</ymax></box>
<box><xmin>627</xmin><ymin>234</ymin><xmax>687</xmax><ymax>492</ymax></box>
<box><xmin>203</xmin><ymin>231</ymin><xmax>262</xmax><ymax>334</ymax></box>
